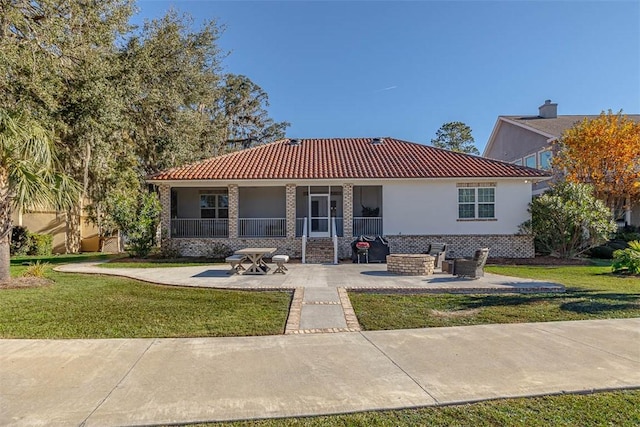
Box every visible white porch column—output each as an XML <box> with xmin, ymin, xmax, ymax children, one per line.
<box><xmin>343</xmin><ymin>183</ymin><xmax>353</xmax><ymax>237</ymax></box>
<box><xmin>286</xmin><ymin>184</ymin><xmax>296</xmax><ymax>238</ymax></box>
<box><xmin>228</xmin><ymin>184</ymin><xmax>239</xmax><ymax>238</ymax></box>
<box><xmin>158</xmin><ymin>184</ymin><xmax>171</xmax><ymax>240</ymax></box>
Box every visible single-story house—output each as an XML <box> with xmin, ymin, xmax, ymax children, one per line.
<box><xmin>147</xmin><ymin>137</ymin><xmax>549</xmax><ymax>262</ymax></box>
<box><xmin>483</xmin><ymin>100</ymin><xmax>640</xmax><ymax>225</ymax></box>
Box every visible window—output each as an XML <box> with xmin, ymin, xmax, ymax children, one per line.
<box><xmin>200</xmin><ymin>194</ymin><xmax>229</xmax><ymax>219</ymax></box>
<box><xmin>539</xmin><ymin>150</ymin><xmax>552</xmax><ymax>170</ymax></box>
<box><xmin>458</xmin><ymin>187</ymin><xmax>495</xmax><ymax>219</ymax></box>
<box><xmin>524</xmin><ymin>154</ymin><xmax>536</xmax><ymax>168</ymax></box>
<box><xmin>513</xmin><ymin>159</ymin><xmax>523</xmax><ymax>166</ymax></box>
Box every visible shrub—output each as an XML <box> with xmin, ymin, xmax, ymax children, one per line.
<box><xmin>28</xmin><ymin>233</ymin><xmax>52</xmax><ymax>256</ymax></box>
<box><xmin>108</xmin><ymin>191</ymin><xmax>161</xmax><ymax>258</ymax></box>
<box><xmin>614</xmin><ymin>225</ymin><xmax>640</xmax><ymax>242</ymax></box>
<box><xmin>588</xmin><ymin>245</ymin><xmax>616</xmax><ymax>259</ymax></box>
<box><xmin>612</xmin><ymin>241</ymin><xmax>640</xmax><ymax>275</ymax></box>
<box><xmin>22</xmin><ymin>261</ymin><xmax>50</xmax><ymax>277</ymax></box>
<box><xmin>520</xmin><ymin>182</ymin><xmax>617</xmax><ymax>258</ymax></box>
<box><xmin>207</xmin><ymin>242</ymin><xmax>233</xmax><ymax>260</ymax></box>
<box><xmin>10</xmin><ymin>226</ymin><xmax>30</xmax><ymax>256</ymax></box>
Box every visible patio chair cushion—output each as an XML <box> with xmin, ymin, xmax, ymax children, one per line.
<box><xmin>272</xmin><ymin>255</ymin><xmax>289</xmax><ymax>274</ymax></box>
<box><xmin>272</xmin><ymin>255</ymin><xmax>289</xmax><ymax>263</ymax></box>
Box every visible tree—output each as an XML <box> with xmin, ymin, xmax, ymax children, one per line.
<box><xmin>217</xmin><ymin>74</ymin><xmax>289</xmax><ymax>150</ymax></box>
<box><xmin>431</xmin><ymin>121</ymin><xmax>479</xmax><ymax>155</ymax></box>
<box><xmin>0</xmin><ymin>110</ymin><xmax>80</xmax><ymax>281</ymax></box>
<box><xmin>519</xmin><ymin>181</ymin><xmax>616</xmax><ymax>258</ymax></box>
<box><xmin>0</xmin><ymin>0</ymin><xmax>134</xmax><ymax>252</ymax></box>
<box><xmin>553</xmin><ymin>111</ymin><xmax>640</xmax><ymax>220</ymax></box>
<box><xmin>106</xmin><ymin>191</ymin><xmax>161</xmax><ymax>258</ymax></box>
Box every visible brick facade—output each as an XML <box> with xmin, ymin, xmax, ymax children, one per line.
<box><xmin>165</xmin><ymin>233</ymin><xmax>533</xmax><ymax>259</ymax></box>
<box><xmin>228</xmin><ymin>184</ymin><xmax>239</xmax><ymax>238</ymax></box>
<box><xmin>285</xmin><ymin>184</ymin><xmax>296</xmax><ymax>238</ymax></box>
<box><xmin>158</xmin><ymin>184</ymin><xmax>171</xmax><ymax>243</ymax></box>
<box><xmin>342</xmin><ymin>183</ymin><xmax>353</xmax><ymax>238</ymax></box>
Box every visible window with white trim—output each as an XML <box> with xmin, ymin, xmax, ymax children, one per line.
<box><xmin>200</xmin><ymin>194</ymin><xmax>229</xmax><ymax>219</ymax></box>
<box><xmin>458</xmin><ymin>187</ymin><xmax>495</xmax><ymax>219</ymax></box>
<box><xmin>524</xmin><ymin>154</ymin><xmax>536</xmax><ymax>168</ymax></box>
<box><xmin>513</xmin><ymin>159</ymin><xmax>523</xmax><ymax>166</ymax></box>
<box><xmin>538</xmin><ymin>150</ymin><xmax>552</xmax><ymax>170</ymax></box>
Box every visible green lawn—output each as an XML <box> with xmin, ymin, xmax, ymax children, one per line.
<box><xmin>349</xmin><ymin>263</ymin><xmax>640</xmax><ymax>330</ymax></box>
<box><xmin>2</xmin><ymin>258</ymin><xmax>291</xmax><ymax>339</ymax></box>
<box><xmin>198</xmin><ymin>390</ymin><xmax>640</xmax><ymax>426</ymax></box>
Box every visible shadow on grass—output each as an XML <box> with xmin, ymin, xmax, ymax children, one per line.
<box><xmin>10</xmin><ymin>253</ymin><xmax>119</xmax><ymax>266</ymax></box>
<box><xmin>457</xmin><ymin>291</ymin><xmax>640</xmax><ymax>315</ymax></box>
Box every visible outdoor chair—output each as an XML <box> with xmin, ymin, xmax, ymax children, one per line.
<box><xmin>426</xmin><ymin>242</ymin><xmax>447</xmax><ymax>269</ymax></box>
<box><xmin>453</xmin><ymin>248</ymin><xmax>490</xmax><ymax>279</ymax></box>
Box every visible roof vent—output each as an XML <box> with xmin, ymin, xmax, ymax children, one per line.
<box><xmin>371</xmin><ymin>137</ymin><xmax>384</xmax><ymax>145</ymax></box>
<box><xmin>288</xmin><ymin>138</ymin><xmax>300</xmax><ymax>146</ymax></box>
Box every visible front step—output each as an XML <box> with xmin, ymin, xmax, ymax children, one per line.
<box><xmin>305</xmin><ymin>238</ymin><xmax>335</xmax><ymax>264</ymax></box>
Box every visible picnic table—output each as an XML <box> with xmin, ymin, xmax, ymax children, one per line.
<box><xmin>234</xmin><ymin>247</ymin><xmax>277</xmax><ymax>275</ymax></box>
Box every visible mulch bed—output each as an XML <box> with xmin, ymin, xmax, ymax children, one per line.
<box><xmin>0</xmin><ymin>277</ymin><xmax>53</xmax><ymax>290</ymax></box>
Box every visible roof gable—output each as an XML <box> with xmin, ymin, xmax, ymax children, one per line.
<box><xmin>149</xmin><ymin>137</ymin><xmax>549</xmax><ymax>181</ymax></box>
<box><xmin>483</xmin><ymin>114</ymin><xmax>640</xmax><ymax>157</ymax></box>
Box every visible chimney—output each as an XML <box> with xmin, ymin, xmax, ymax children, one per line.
<box><xmin>538</xmin><ymin>99</ymin><xmax>557</xmax><ymax>119</ymax></box>
<box><xmin>370</xmin><ymin>137</ymin><xmax>384</xmax><ymax>145</ymax></box>
<box><xmin>288</xmin><ymin>138</ymin><xmax>300</xmax><ymax>146</ymax></box>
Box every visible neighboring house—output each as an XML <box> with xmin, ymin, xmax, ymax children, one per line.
<box><xmin>10</xmin><ymin>204</ymin><xmax>103</xmax><ymax>254</ymax></box>
<box><xmin>483</xmin><ymin>100</ymin><xmax>640</xmax><ymax>225</ymax></box>
<box><xmin>147</xmin><ymin>137</ymin><xmax>549</xmax><ymax>261</ymax></box>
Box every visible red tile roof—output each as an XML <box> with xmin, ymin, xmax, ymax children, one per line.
<box><xmin>148</xmin><ymin>137</ymin><xmax>549</xmax><ymax>181</ymax></box>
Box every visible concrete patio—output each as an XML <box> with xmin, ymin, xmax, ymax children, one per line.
<box><xmin>56</xmin><ymin>262</ymin><xmax>565</xmax><ymax>293</ymax></box>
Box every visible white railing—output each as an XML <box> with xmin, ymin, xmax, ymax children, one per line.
<box><xmin>171</xmin><ymin>219</ymin><xmax>228</xmax><ymax>238</ymax></box>
<box><xmin>302</xmin><ymin>217</ymin><xmax>308</xmax><ymax>264</ymax></box>
<box><xmin>353</xmin><ymin>217</ymin><xmax>383</xmax><ymax>237</ymax></box>
<box><xmin>295</xmin><ymin>218</ymin><xmax>305</xmax><ymax>237</ymax></box>
<box><xmin>334</xmin><ymin>217</ymin><xmax>344</xmax><ymax>237</ymax></box>
<box><xmin>238</xmin><ymin>218</ymin><xmax>286</xmax><ymax>238</ymax></box>
<box><xmin>331</xmin><ymin>217</ymin><xmax>338</xmax><ymax>264</ymax></box>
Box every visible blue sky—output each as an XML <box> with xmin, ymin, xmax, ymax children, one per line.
<box><xmin>135</xmin><ymin>1</ymin><xmax>640</xmax><ymax>153</ymax></box>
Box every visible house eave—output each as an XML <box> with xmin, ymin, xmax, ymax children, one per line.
<box><xmin>147</xmin><ymin>175</ymin><xmax>549</xmax><ymax>187</ymax></box>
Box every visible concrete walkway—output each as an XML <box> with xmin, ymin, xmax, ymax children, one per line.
<box><xmin>2</xmin><ymin>319</ymin><xmax>639</xmax><ymax>426</ymax></box>
<box><xmin>55</xmin><ymin>262</ymin><xmax>564</xmax><ymax>333</ymax></box>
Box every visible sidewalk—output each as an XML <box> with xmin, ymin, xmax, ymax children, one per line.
<box><xmin>2</xmin><ymin>319</ymin><xmax>639</xmax><ymax>426</ymax></box>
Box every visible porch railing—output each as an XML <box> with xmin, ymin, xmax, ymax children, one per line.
<box><xmin>171</xmin><ymin>219</ymin><xmax>229</xmax><ymax>238</ymax></box>
<box><xmin>353</xmin><ymin>217</ymin><xmax>383</xmax><ymax>236</ymax></box>
<box><xmin>239</xmin><ymin>218</ymin><xmax>286</xmax><ymax>238</ymax></box>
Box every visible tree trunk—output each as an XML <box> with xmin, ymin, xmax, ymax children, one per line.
<box><xmin>65</xmin><ymin>203</ymin><xmax>81</xmax><ymax>253</ymax></box>
<box><xmin>0</xmin><ymin>173</ymin><xmax>12</xmax><ymax>281</ymax></box>
<box><xmin>0</xmin><ymin>233</ymin><xmax>10</xmax><ymax>282</ymax></box>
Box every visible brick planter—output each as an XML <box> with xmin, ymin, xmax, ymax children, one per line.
<box><xmin>387</xmin><ymin>254</ymin><xmax>435</xmax><ymax>276</ymax></box>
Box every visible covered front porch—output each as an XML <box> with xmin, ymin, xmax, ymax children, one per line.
<box><xmin>164</xmin><ymin>184</ymin><xmax>383</xmax><ymax>240</ymax></box>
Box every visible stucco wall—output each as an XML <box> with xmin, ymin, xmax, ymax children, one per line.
<box><xmin>382</xmin><ymin>179</ymin><xmax>531</xmax><ymax>235</ymax></box>
<box><xmin>12</xmin><ymin>209</ymin><xmax>100</xmax><ymax>254</ymax></box>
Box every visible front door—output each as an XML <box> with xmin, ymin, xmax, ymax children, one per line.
<box><xmin>310</xmin><ymin>194</ymin><xmax>330</xmax><ymax>237</ymax></box>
